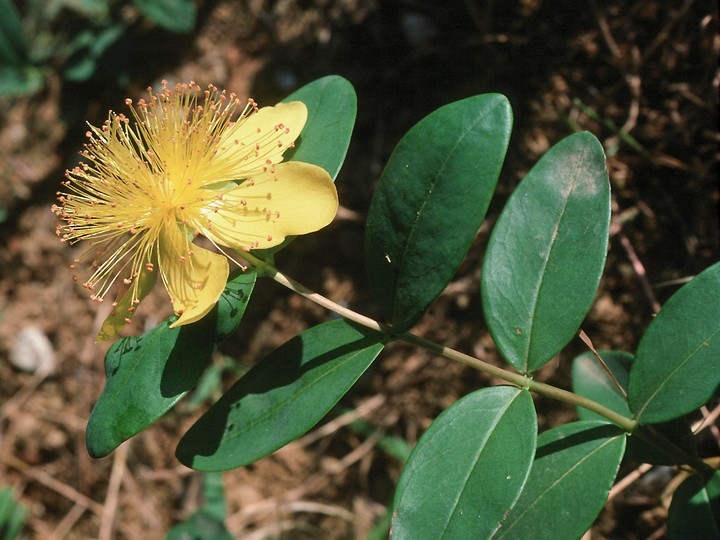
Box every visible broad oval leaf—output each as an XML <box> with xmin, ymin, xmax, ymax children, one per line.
<box><xmin>176</xmin><ymin>319</ymin><xmax>385</xmax><ymax>471</ymax></box>
<box><xmin>366</xmin><ymin>94</ymin><xmax>512</xmax><ymax>332</ymax></box>
<box><xmin>666</xmin><ymin>471</ymin><xmax>720</xmax><ymax>540</ymax></box>
<box><xmin>495</xmin><ymin>420</ymin><xmax>626</xmax><ymax>539</ymax></box>
<box><xmin>628</xmin><ymin>261</ymin><xmax>720</xmax><ymax>424</ymax></box>
<box><xmin>482</xmin><ymin>131</ymin><xmax>610</xmax><ymax>373</ymax></box>
<box><xmin>282</xmin><ymin>75</ymin><xmax>357</xmax><ymax>181</ymax></box>
<box><xmin>572</xmin><ymin>350</ymin><xmax>633</xmax><ymax>422</ymax></box>
<box><xmin>86</xmin><ymin>270</ymin><xmax>256</xmax><ymax>458</ymax></box>
<box><xmin>392</xmin><ymin>387</ymin><xmax>536</xmax><ymax>539</ymax></box>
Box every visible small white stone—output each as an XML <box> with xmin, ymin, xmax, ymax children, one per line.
<box><xmin>9</xmin><ymin>326</ymin><xmax>56</xmax><ymax>375</ymax></box>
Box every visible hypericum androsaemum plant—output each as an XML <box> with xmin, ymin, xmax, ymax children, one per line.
<box><xmin>56</xmin><ymin>76</ymin><xmax>719</xmax><ymax>538</ymax></box>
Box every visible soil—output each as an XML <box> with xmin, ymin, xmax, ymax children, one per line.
<box><xmin>0</xmin><ymin>1</ymin><xmax>718</xmax><ymax>539</ymax></box>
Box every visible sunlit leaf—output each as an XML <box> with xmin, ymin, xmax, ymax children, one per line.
<box><xmin>495</xmin><ymin>421</ymin><xmax>625</xmax><ymax>539</ymax></box>
<box><xmin>366</xmin><ymin>94</ymin><xmax>512</xmax><ymax>331</ymax></box>
<box><xmin>482</xmin><ymin>132</ymin><xmax>610</xmax><ymax>373</ymax></box>
<box><xmin>628</xmin><ymin>261</ymin><xmax>720</xmax><ymax>424</ymax></box>
<box><xmin>176</xmin><ymin>319</ymin><xmax>384</xmax><ymax>471</ymax></box>
<box><xmin>393</xmin><ymin>387</ymin><xmax>536</xmax><ymax>539</ymax></box>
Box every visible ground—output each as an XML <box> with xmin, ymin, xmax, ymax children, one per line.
<box><xmin>0</xmin><ymin>1</ymin><xmax>718</xmax><ymax>538</ymax></box>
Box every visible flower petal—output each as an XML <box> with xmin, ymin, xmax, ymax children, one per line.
<box><xmin>200</xmin><ymin>161</ymin><xmax>338</xmax><ymax>251</ymax></box>
<box><xmin>158</xmin><ymin>225</ymin><xmax>229</xmax><ymax>327</ymax></box>
<box><xmin>217</xmin><ymin>101</ymin><xmax>308</xmax><ymax>176</ymax></box>
<box><xmin>97</xmin><ymin>265</ymin><xmax>158</xmax><ymax>342</ymax></box>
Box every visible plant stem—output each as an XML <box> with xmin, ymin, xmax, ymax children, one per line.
<box><xmin>242</xmin><ymin>252</ymin><xmax>637</xmax><ymax>433</ymax></box>
<box><xmin>399</xmin><ymin>332</ymin><xmax>637</xmax><ymax>432</ymax></box>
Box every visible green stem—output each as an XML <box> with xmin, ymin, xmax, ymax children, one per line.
<box><xmin>399</xmin><ymin>332</ymin><xmax>637</xmax><ymax>432</ymax></box>
<box><xmin>242</xmin><ymin>252</ymin><xmax>637</xmax><ymax>433</ymax></box>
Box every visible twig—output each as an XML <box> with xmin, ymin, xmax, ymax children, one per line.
<box><xmin>590</xmin><ymin>3</ymin><xmax>644</xmax><ymax>152</ymax></box>
<box><xmin>0</xmin><ymin>369</ymin><xmax>52</xmax><ymax>422</ymax></box>
<box><xmin>324</xmin><ymin>431</ymin><xmax>383</xmax><ymax>474</ymax></box>
<box><xmin>644</xmin><ymin>0</ymin><xmax>696</xmax><ymax>60</ymax></box>
<box><xmin>1</xmin><ymin>453</ymin><xmax>104</xmax><ymax>515</ymax></box>
<box><xmin>608</xmin><ymin>462</ymin><xmax>654</xmax><ymax>501</ymax></box>
<box><xmin>578</xmin><ymin>330</ymin><xmax>627</xmax><ymax>397</ymax></box>
<box><xmin>48</xmin><ymin>503</ymin><xmax>87</xmax><ymax>540</ymax></box>
<box><xmin>694</xmin><ymin>404</ymin><xmax>720</xmax><ymax>448</ymax></box>
<box><xmin>99</xmin><ymin>441</ymin><xmax>129</xmax><ymax>540</ymax></box>
<box><xmin>618</xmin><ymin>233</ymin><xmax>661</xmax><ymax>313</ymax></box>
<box><xmin>592</xmin><ymin>1</ymin><xmax>622</xmax><ymax>60</ymax></box>
<box><xmin>290</xmin><ymin>395</ymin><xmax>386</xmax><ymax>448</ymax></box>
<box><xmin>241</xmin><ymin>519</ymin><xmax>317</xmax><ymax>540</ymax></box>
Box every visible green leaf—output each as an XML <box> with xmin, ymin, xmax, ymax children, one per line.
<box><xmin>0</xmin><ymin>65</ymin><xmax>44</xmax><ymax>97</ymax></box>
<box><xmin>667</xmin><ymin>471</ymin><xmax>720</xmax><ymax>540</ymax></box>
<box><xmin>176</xmin><ymin>319</ymin><xmax>385</xmax><ymax>471</ymax></box>
<box><xmin>86</xmin><ymin>270</ymin><xmax>256</xmax><ymax>458</ymax></box>
<box><xmin>0</xmin><ymin>0</ymin><xmax>27</xmax><ymax>64</ymax></box>
<box><xmin>198</xmin><ymin>472</ymin><xmax>228</xmax><ymax>521</ymax></box>
<box><xmin>572</xmin><ymin>350</ymin><xmax>632</xmax><ymax>422</ymax></box>
<box><xmin>282</xmin><ymin>75</ymin><xmax>357</xmax><ymax>180</ymax></box>
<box><xmin>62</xmin><ymin>25</ymin><xmax>125</xmax><ymax>82</ymax></box>
<box><xmin>166</xmin><ymin>473</ymin><xmax>233</xmax><ymax>540</ymax></box>
<box><xmin>347</xmin><ymin>417</ymin><xmax>412</xmax><ymax>462</ymax></box>
<box><xmin>133</xmin><ymin>0</ymin><xmax>195</xmax><ymax>33</ymax></box>
<box><xmin>183</xmin><ymin>362</ymin><xmax>224</xmax><ymax>411</ymax></box>
<box><xmin>392</xmin><ymin>387</ymin><xmax>536</xmax><ymax>539</ymax></box>
<box><xmin>165</xmin><ymin>510</ymin><xmax>233</xmax><ymax>540</ymax></box>
<box><xmin>482</xmin><ymin>132</ymin><xmax>610</xmax><ymax>373</ymax></box>
<box><xmin>366</xmin><ymin>94</ymin><xmax>512</xmax><ymax>331</ymax></box>
<box><xmin>627</xmin><ymin>420</ymin><xmax>696</xmax><ymax>466</ymax></box>
<box><xmin>496</xmin><ymin>421</ymin><xmax>625</xmax><ymax>539</ymax></box>
<box><xmin>571</xmin><ymin>350</ymin><xmax>696</xmax><ymax>465</ymax></box>
<box><xmin>0</xmin><ymin>487</ymin><xmax>27</xmax><ymax>540</ymax></box>
<box><xmin>628</xmin><ymin>261</ymin><xmax>720</xmax><ymax>424</ymax></box>
<box><xmin>63</xmin><ymin>0</ymin><xmax>111</xmax><ymax>19</ymax></box>
<box><xmin>366</xmin><ymin>507</ymin><xmax>393</xmax><ymax>540</ymax></box>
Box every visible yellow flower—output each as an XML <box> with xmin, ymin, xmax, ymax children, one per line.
<box><xmin>54</xmin><ymin>81</ymin><xmax>338</xmax><ymax>341</ymax></box>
